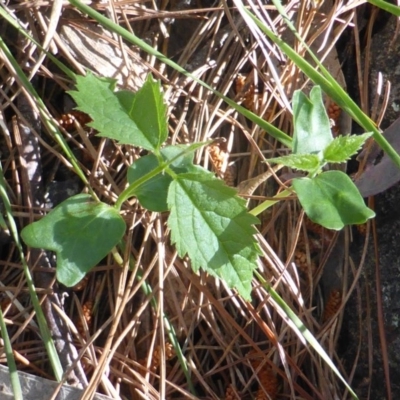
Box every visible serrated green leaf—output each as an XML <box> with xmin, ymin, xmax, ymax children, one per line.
<box><xmin>130</xmin><ymin>75</ymin><xmax>168</xmax><ymax>151</ymax></box>
<box><xmin>293</xmin><ymin>171</ymin><xmax>375</xmax><ymax>230</ymax></box>
<box><xmin>268</xmin><ymin>154</ymin><xmax>321</xmax><ymax>173</ymax></box>
<box><xmin>293</xmin><ymin>86</ymin><xmax>333</xmax><ymax>155</ymax></box>
<box><xmin>323</xmin><ymin>132</ymin><xmax>373</xmax><ymax>163</ymax></box>
<box><xmin>167</xmin><ymin>172</ymin><xmax>261</xmax><ymax>300</ymax></box>
<box><xmin>21</xmin><ymin>194</ymin><xmax>126</xmax><ymax>286</ymax></box>
<box><xmin>68</xmin><ymin>73</ymin><xmax>156</xmax><ymax>150</ymax></box>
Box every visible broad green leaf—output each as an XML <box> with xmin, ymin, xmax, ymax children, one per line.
<box><xmin>21</xmin><ymin>194</ymin><xmax>126</xmax><ymax>287</ymax></box>
<box><xmin>167</xmin><ymin>171</ymin><xmax>261</xmax><ymax>300</ymax></box>
<box><xmin>293</xmin><ymin>171</ymin><xmax>375</xmax><ymax>230</ymax></box>
<box><xmin>128</xmin><ymin>154</ymin><xmax>172</xmax><ymax>212</ymax></box>
<box><xmin>160</xmin><ymin>144</ymin><xmax>196</xmax><ymax>170</ymax></box>
<box><xmin>293</xmin><ymin>86</ymin><xmax>333</xmax><ymax>155</ymax></box>
<box><xmin>127</xmin><ymin>145</ymin><xmax>199</xmax><ymax>211</ymax></box>
<box><xmin>323</xmin><ymin>132</ymin><xmax>373</xmax><ymax>163</ymax></box>
<box><xmin>130</xmin><ymin>75</ymin><xmax>168</xmax><ymax>151</ymax></box>
<box><xmin>115</xmin><ymin>90</ymin><xmax>136</xmax><ymax>113</ymax></box>
<box><xmin>116</xmin><ymin>141</ymin><xmax>210</xmax><ymax>210</ymax></box>
<box><xmin>268</xmin><ymin>154</ymin><xmax>321</xmax><ymax>173</ymax></box>
<box><xmin>68</xmin><ymin>73</ymin><xmax>156</xmax><ymax>150</ymax></box>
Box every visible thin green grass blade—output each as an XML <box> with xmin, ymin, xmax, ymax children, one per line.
<box><xmin>0</xmin><ymin>308</ymin><xmax>23</xmax><ymax>399</ymax></box>
<box><xmin>239</xmin><ymin>0</ymin><xmax>400</xmax><ymax>170</ymax></box>
<box><xmin>0</xmin><ymin>30</ymin><xmax>95</xmax><ymax>199</ymax></box>
<box><xmin>68</xmin><ymin>0</ymin><xmax>400</xmax><ymax>166</ymax></box>
<box><xmin>367</xmin><ymin>0</ymin><xmax>400</xmax><ymax>16</ymax></box>
<box><xmin>255</xmin><ymin>271</ymin><xmax>359</xmax><ymax>400</ymax></box>
<box><xmin>0</xmin><ymin>213</ymin><xmax>8</xmax><ymax>229</ymax></box>
<box><xmin>67</xmin><ymin>0</ymin><xmax>292</xmax><ymax>148</ymax></box>
<box><xmin>1</xmin><ymin>2</ymin><xmax>291</xmax><ymax>148</ymax></box>
<box><xmin>0</xmin><ymin>6</ymin><xmax>76</xmax><ymax>80</ymax></box>
<box><xmin>0</xmin><ymin>164</ymin><xmax>64</xmax><ymax>381</ymax></box>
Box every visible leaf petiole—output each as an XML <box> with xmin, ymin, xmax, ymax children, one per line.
<box><xmin>249</xmin><ymin>189</ymin><xmax>293</xmax><ymax>216</ymax></box>
<box><xmin>115</xmin><ymin>141</ymin><xmax>210</xmax><ymax>210</ymax></box>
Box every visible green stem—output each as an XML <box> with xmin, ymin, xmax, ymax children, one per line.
<box><xmin>115</xmin><ymin>160</ymin><xmax>169</xmax><ymax>210</ymax></box>
<box><xmin>115</xmin><ymin>141</ymin><xmax>210</xmax><ymax>210</ymax></box>
<box><xmin>249</xmin><ymin>189</ymin><xmax>292</xmax><ymax>216</ymax></box>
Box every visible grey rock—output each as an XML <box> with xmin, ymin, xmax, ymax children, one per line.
<box><xmin>344</xmin><ymin>12</ymin><xmax>400</xmax><ymax>399</ymax></box>
<box><xmin>0</xmin><ymin>365</ymin><xmax>113</xmax><ymax>400</ymax></box>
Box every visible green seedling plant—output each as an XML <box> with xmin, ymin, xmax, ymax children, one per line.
<box><xmin>21</xmin><ymin>73</ymin><xmax>262</xmax><ymax>300</ymax></box>
<box><xmin>20</xmin><ymin>74</ymin><xmax>375</xmax><ymax>303</ymax></box>
<box><xmin>8</xmin><ymin>5</ymin><xmax>377</xmax><ymax>396</ymax></box>
<box><xmin>264</xmin><ymin>86</ymin><xmax>375</xmax><ymax>230</ymax></box>
<box><xmin>2</xmin><ymin>2</ymin><xmax>393</xmax><ymax>398</ymax></box>
<box><xmin>20</xmin><ymin>69</ymin><xmax>375</xmax><ymax>305</ymax></box>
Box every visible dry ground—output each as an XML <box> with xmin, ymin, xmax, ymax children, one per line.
<box><xmin>0</xmin><ymin>0</ymin><xmax>392</xmax><ymax>399</ymax></box>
